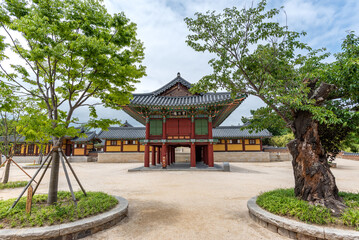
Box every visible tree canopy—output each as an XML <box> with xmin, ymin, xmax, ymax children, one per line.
<box><xmin>185</xmin><ymin>0</ymin><xmax>359</xmax><ymax>213</ymax></box>
<box><xmin>0</xmin><ymin>0</ymin><xmax>146</xmax><ymax>203</ymax></box>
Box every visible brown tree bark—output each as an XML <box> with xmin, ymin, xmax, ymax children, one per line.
<box><xmin>287</xmin><ymin>110</ymin><xmax>346</xmax><ymax>216</ymax></box>
<box><xmin>47</xmin><ymin>143</ymin><xmax>60</xmax><ymax>205</ymax></box>
<box><xmin>2</xmin><ymin>158</ymin><xmax>11</xmax><ymax>184</ymax></box>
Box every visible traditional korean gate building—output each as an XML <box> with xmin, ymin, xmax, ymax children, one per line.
<box><xmin>101</xmin><ymin>73</ymin><xmax>271</xmax><ymax>168</ymax></box>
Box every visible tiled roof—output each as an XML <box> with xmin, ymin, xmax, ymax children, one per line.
<box><xmin>98</xmin><ymin>127</ymin><xmax>146</xmax><ymax>140</ymax></box>
<box><xmin>152</xmin><ymin>73</ymin><xmax>192</xmax><ymax>96</ymax></box>
<box><xmin>97</xmin><ymin>126</ymin><xmax>272</xmax><ymax>140</ymax></box>
<box><xmin>130</xmin><ymin>92</ymin><xmax>235</xmax><ymax>107</ymax></box>
<box><xmin>213</xmin><ymin>126</ymin><xmax>272</xmax><ymax>138</ymax></box>
<box><xmin>71</xmin><ymin>131</ymin><xmax>98</xmax><ymax>143</ymax></box>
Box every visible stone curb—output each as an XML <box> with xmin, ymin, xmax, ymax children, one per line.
<box><xmin>247</xmin><ymin>196</ymin><xmax>359</xmax><ymax>240</ymax></box>
<box><xmin>0</xmin><ymin>196</ymin><xmax>128</xmax><ymax>240</ymax></box>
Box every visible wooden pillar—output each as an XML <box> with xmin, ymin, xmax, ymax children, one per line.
<box><xmin>157</xmin><ymin>146</ymin><xmax>161</xmax><ymax>164</ymax></box>
<box><xmin>151</xmin><ymin>146</ymin><xmax>156</xmax><ymax>166</ymax></box>
<box><xmin>121</xmin><ymin>140</ymin><xmax>123</xmax><ymax>152</ymax></box>
<box><xmin>144</xmin><ymin>143</ymin><xmax>150</xmax><ymax>167</ymax></box>
<box><xmin>146</xmin><ymin>117</ymin><xmax>150</xmax><ymax>139</ymax></box>
<box><xmin>242</xmin><ymin>138</ymin><xmax>246</xmax><ymax>152</ymax></box>
<box><xmin>208</xmin><ymin>116</ymin><xmax>213</xmax><ymax>139</ymax></box>
<box><xmin>260</xmin><ymin>138</ymin><xmax>263</xmax><ymax>151</ymax></box>
<box><xmin>208</xmin><ymin>143</ymin><xmax>214</xmax><ymax>167</ymax></box>
<box><xmin>84</xmin><ymin>143</ymin><xmax>87</xmax><ymax>156</ymax></box>
<box><xmin>190</xmin><ymin>143</ymin><xmax>196</xmax><ymax>167</ymax></box>
<box><xmin>162</xmin><ymin>143</ymin><xmax>167</xmax><ymax>168</ymax></box>
<box><xmin>162</xmin><ymin>116</ymin><xmax>166</xmax><ymax>139</ymax></box>
<box><xmin>191</xmin><ymin>115</ymin><xmax>195</xmax><ymax>139</ymax></box>
<box><xmin>172</xmin><ymin>147</ymin><xmax>175</xmax><ymax>163</ymax></box>
<box><xmin>225</xmin><ymin>140</ymin><xmax>228</xmax><ymax>152</ymax></box>
<box><xmin>167</xmin><ymin>146</ymin><xmax>171</xmax><ymax>165</ymax></box>
<box><xmin>208</xmin><ymin>116</ymin><xmax>214</xmax><ymax>167</ymax></box>
<box><xmin>144</xmin><ymin>116</ymin><xmax>150</xmax><ymax>167</ymax></box>
<box><xmin>203</xmin><ymin>146</ymin><xmax>208</xmax><ymax>165</ymax></box>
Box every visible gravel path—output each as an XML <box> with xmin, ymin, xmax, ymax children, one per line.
<box><xmin>1</xmin><ymin>159</ymin><xmax>358</xmax><ymax>240</ymax></box>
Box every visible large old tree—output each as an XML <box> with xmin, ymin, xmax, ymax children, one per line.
<box><xmin>0</xmin><ymin>0</ymin><xmax>145</xmax><ymax>204</ymax></box>
<box><xmin>185</xmin><ymin>0</ymin><xmax>359</xmax><ymax>214</ymax></box>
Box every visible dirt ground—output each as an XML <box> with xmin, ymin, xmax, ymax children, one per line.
<box><xmin>1</xmin><ymin>159</ymin><xmax>359</xmax><ymax>240</ymax></box>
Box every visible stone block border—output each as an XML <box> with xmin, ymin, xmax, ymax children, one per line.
<box><xmin>247</xmin><ymin>196</ymin><xmax>359</xmax><ymax>240</ymax></box>
<box><xmin>0</xmin><ymin>196</ymin><xmax>128</xmax><ymax>240</ymax></box>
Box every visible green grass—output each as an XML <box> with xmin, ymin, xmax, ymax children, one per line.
<box><xmin>257</xmin><ymin>189</ymin><xmax>359</xmax><ymax>230</ymax></box>
<box><xmin>0</xmin><ymin>181</ymin><xmax>28</xmax><ymax>190</ymax></box>
<box><xmin>0</xmin><ymin>191</ymin><xmax>118</xmax><ymax>228</ymax></box>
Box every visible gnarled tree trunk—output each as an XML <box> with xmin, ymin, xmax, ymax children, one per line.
<box><xmin>287</xmin><ymin>111</ymin><xmax>346</xmax><ymax>216</ymax></box>
<box><xmin>2</xmin><ymin>158</ymin><xmax>11</xmax><ymax>184</ymax></box>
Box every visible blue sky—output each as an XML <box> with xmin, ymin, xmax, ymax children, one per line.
<box><xmin>73</xmin><ymin>0</ymin><xmax>359</xmax><ymax>127</ymax></box>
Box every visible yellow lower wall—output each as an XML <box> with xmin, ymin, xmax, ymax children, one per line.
<box><xmin>213</xmin><ymin>144</ymin><xmax>225</xmax><ymax>151</ymax></box>
<box><xmin>123</xmin><ymin>145</ymin><xmax>138</xmax><ymax>152</ymax></box>
<box><xmin>106</xmin><ymin>146</ymin><xmax>122</xmax><ymax>152</ymax></box>
<box><xmin>244</xmin><ymin>145</ymin><xmax>261</xmax><ymax>151</ymax></box>
<box><xmin>228</xmin><ymin>144</ymin><xmax>243</xmax><ymax>151</ymax></box>
<box><xmin>74</xmin><ymin>148</ymin><xmax>85</xmax><ymax>155</ymax></box>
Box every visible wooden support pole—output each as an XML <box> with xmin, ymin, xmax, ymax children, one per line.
<box><xmin>11</xmin><ymin>149</ymin><xmax>54</xmax><ymax>209</ymax></box>
<box><xmin>11</xmin><ymin>159</ymin><xmax>38</xmax><ymax>183</ymax></box>
<box><xmin>60</xmin><ymin>154</ymin><xmax>77</xmax><ymax>205</ymax></box>
<box><xmin>0</xmin><ymin>158</ymin><xmax>8</xmax><ymax>168</ymax></box>
<box><xmin>60</xmin><ymin>149</ymin><xmax>87</xmax><ymax>196</ymax></box>
<box><xmin>32</xmin><ymin>156</ymin><xmax>53</xmax><ymax>196</ymax></box>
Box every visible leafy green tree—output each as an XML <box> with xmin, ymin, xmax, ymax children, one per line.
<box><xmin>0</xmin><ymin>82</ymin><xmax>22</xmax><ymax>183</ymax></box>
<box><xmin>241</xmin><ymin>107</ymin><xmax>290</xmax><ymax>136</ymax></box>
<box><xmin>0</xmin><ymin>0</ymin><xmax>145</xmax><ymax>204</ymax></box>
<box><xmin>185</xmin><ymin>0</ymin><xmax>359</xmax><ymax>214</ymax></box>
<box><xmin>268</xmin><ymin>133</ymin><xmax>294</xmax><ymax>147</ymax></box>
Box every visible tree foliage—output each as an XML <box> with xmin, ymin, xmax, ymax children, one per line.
<box><xmin>0</xmin><ymin>0</ymin><xmax>146</xmax><ymax>140</ymax></box>
<box><xmin>185</xmin><ymin>0</ymin><xmax>359</xmax><ymax>212</ymax></box>
<box><xmin>0</xmin><ymin>0</ymin><xmax>146</xmax><ymax>203</ymax></box>
<box><xmin>185</xmin><ymin>0</ymin><xmax>359</xmax><ymax>156</ymax></box>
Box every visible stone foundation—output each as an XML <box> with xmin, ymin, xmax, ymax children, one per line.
<box><xmin>98</xmin><ymin>151</ymin><xmax>291</xmax><ymax>163</ymax></box>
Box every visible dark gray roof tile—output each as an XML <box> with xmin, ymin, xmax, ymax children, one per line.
<box><xmin>213</xmin><ymin>126</ymin><xmax>272</xmax><ymax>138</ymax></box>
<box><xmin>98</xmin><ymin>127</ymin><xmax>146</xmax><ymax>140</ymax></box>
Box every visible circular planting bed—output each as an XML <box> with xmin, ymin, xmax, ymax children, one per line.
<box><xmin>0</xmin><ymin>191</ymin><xmax>128</xmax><ymax>239</ymax></box>
<box><xmin>248</xmin><ymin>189</ymin><xmax>359</xmax><ymax>240</ymax></box>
